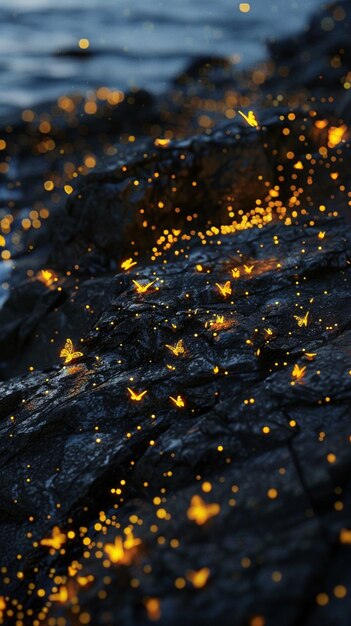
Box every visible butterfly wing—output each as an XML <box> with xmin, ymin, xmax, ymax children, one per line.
<box><xmin>60</xmin><ymin>338</ymin><xmax>73</xmax><ymax>361</ymax></box>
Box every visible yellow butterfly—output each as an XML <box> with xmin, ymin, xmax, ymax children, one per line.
<box><xmin>165</xmin><ymin>339</ymin><xmax>185</xmax><ymax>356</ymax></box>
<box><xmin>244</xmin><ymin>264</ymin><xmax>254</xmax><ymax>274</ymax></box>
<box><xmin>264</xmin><ymin>328</ymin><xmax>273</xmax><ymax>336</ymax></box>
<box><xmin>127</xmin><ymin>388</ymin><xmax>148</xmax><ymax>402</ymax></box>
<box><xmin>40</xmin><ymin>526</ymin><xmax>66</xmax><ymax>550</ymax></box>
<box><xmin>238</xmin><ymin>110</ymin><xmax>259</xmax><ymax>127</ymax></box>
<box><xmin>60</xmin><ymin>338</ymin><xmax>83</xmax><ymax>364</ymax></box>
<box><xmin>216</xmin><ymin>281</ymin><xmax>232</xmax><ymax>297</ymax></box>
<box><xmin>305</xmin><ymin>352</ymin><xmax>316</xmax><ymax>361</ymax></box>
<box><xmin>231</xmin><ymin>268</ymin><xmax>240</xmax><ymax>278</ymax></box>
<box><xmin>121</xmin><ymin>257</ymin><xmax>137</xmax><ymax>270</ymax></box>
<box><xmin>133</xmin><ymin>280</ymin><xmax>155</xmax><ymax>293</ymax></box>
<box><xmin>169</xmin><ymin>395</ymin><xmax>185</xmax><ymax>408</ymax></box>
<box><xmin>292</xmin><ymin>364</ymin><xmax>306</xmax><ymax>381</ymax></box>
<box><xmin>294</xmin><ymin>311</ymin><xmax>309</xmax><ymax>327</ymax></box>
<box><xmin>318</xmin><ymin>232</ymin><xmax>326</xmax><ymax>240</ymax></box>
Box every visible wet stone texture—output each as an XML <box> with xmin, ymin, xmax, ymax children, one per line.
<box><xmin>1</xmin><ymin>2</ymin><xmax>351</xmax><ymax>626</ymax></box>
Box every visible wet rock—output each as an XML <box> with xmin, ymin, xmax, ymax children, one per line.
<box><xmin>1</xmin><ymin>2</ymin><xmax>351</xmax><ymax>626</ymax></box>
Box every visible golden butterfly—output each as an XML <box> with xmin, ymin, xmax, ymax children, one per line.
<box><xmin>133</xmin><ymin>279</ymin><xmax>155</xmax><ymax>293</ymax></box>
<box><xmin>216</xmin><ymin>281</ymin><xmax>232</xmax><ymax>297</ymax></box>
<box><xmin>294</xmin><ymin>311</ymin><xmax>309</xmax><ymax>327</ymax></box>
<box><xmin>238</xmin><ymin>110</ymin><xmax>259</xmax><ymax>128</ymax></box>
<box><xmin>127</xmin><ymin>387</ymin><xmax>148</xmax><ymax>402</ymax></box>
<box><xmin>170</xmin><ymin>395</ymin><xmax>185</xmax><ymax>408</ymax></box>
<box><xmin>60</xmin><ymin>338</ymin><xmax>83</xmax><ymax>364</ymax></box>
<box><xmin>165</xmin><ymin>339</ymin><xmax>185</xmax><ymax>356</ymax></box>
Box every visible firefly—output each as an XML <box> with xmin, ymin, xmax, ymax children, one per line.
<box><xmin>292</xmin><ymin>364</ymin><xmax>306</xmax><ymax>381</ymax></box>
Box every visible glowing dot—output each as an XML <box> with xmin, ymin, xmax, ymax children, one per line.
<box><xmin>267</xmin><ymin>488</ymin><xmax>278</xmax><ymax>499</ymax></box>
<box><xmin>79</xmin><ymin>38</ymin><xmax>90</xmax><ymax>49</ymax></box>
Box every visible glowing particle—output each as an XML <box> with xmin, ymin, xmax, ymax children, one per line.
<box><xmin>186</xmin><ymin>567</ymin><xmax>210</xmax><ymax>588</ymax></box>
<box><xmin>239</xmin><ymin>3</ymin><xmax>251</xmax><ymax>13</ymax></box>
<box><xmin>79</xmin><ymin>38</ymin><xmax>90</xmax><ymax>49</ymax></box>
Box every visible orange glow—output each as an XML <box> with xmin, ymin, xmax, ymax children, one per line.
<box><xmin>104</xmin><ymin>532</ymin><xmax>141</xmax><ymax>565</ymax></box>
<box><xmin>154</xmin><ymin>138</ymin><xmax>171</xmax><ymax>147</ymax></box>
<box><xmin>186</xmin><ymin>567</ymin><xmax>210</xmax><ymax>588</ymax></box>
<box><xmin>328</xmin><ymin>124</ymin><xmax>347</xmax><ymax>148</ymax></box>
<box><xmin>38</xmin><ymin>269</ymin><xmax>56</xmax><ymax>286</ymax></box>
<box><xmin>40</xmin><ymin>526</ymin><xmax>66</xmax><ymax>550</ymax></box>
<box><xmin>49</xmin><ymin>586</ymin><xmax>69</xmax><ymax>603</ymax></box>
<box><xmin>145</xmin><ymin>598</ymin><xmax>161</xmax><ymax>621</ymax></box>
<box><xmin>187</xmin><ymin>495</ymin><xmax>220</xmax><ymax>525</ymax></box>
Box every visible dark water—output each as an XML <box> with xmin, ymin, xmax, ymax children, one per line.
<box><xmin>0</xmin><ymin>0</ymin><xmax>323</xmax><ymax>119</ymax></box>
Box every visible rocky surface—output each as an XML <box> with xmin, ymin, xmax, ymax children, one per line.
<box><xmin>0</xmin><ymin>2</ymin><xmax>351</xmax><ymax>625</ymax></box>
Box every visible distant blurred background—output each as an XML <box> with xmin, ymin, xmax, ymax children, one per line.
<box><xmin>0</xmin><ymin>0</ymin><xmax>323</xmax><ymax>118</ymax></box>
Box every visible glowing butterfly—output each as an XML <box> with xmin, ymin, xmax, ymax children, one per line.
<box><xmin>238</xmin><ymin>110</ymin><xmax>259</xmax><ymax>127</ymax></box>
<box><xmin>213</xmin><ymin>365</ymin><xmax>219</xmax><ymax>374</ymax></box>
<box><xmin>0</xmin><ymin>597</ymin><xmax>6</xmax><ymax>615</ymax></box>
<box><xmin>231</xmin><ymin>268</ymin><xmax>240</xmax><ymax>278</ymax></box>
<box><xmin>294</xmin><ymin>311</ymin><xmax>309</xmax><ymax>328</ymax></box>
<box><xmin>166</xmin><ymin>364</ymin><xmax>176</xmax><ymax>371</ymax></box>
<box><xmin>264</xmin><ymin>328</ymin><xmax>273</xmax><ymax>336</ymax></box>
<box><xmin>187</xmin><ymin>495</ymin><xmax>220</xmax><ymax>525</ymax></box>
<box><xmin>104</xmin><ymin>532</ymin><xmax>141</xmax><ymax>565</ymax></box>
<box><xmin>216</xmin><ymin>315</ymin><xmax>225</xmax><ymax>324</ymax></box>
<box><xmin>133</xmin><ymin>279</ymin><xmax>155</xmax><ymax>293</ymax></box>
<box><xmin>216</xmin><ymin>281</ymin><xmax>232</xmax><ymax>297</ymax></box>
<box><xmin>165</xmin><ymin>339</ymin><xmax>185</xmax><ymax>356</ymax></box>
<box><xmin>305</xmin><ymin>352</ymin><xmax>316</xmax><ymax>361</ymax></box>
<box><xmin>244</xmin><ymin>264</ymin><xmax>254</xmax><ymax>274</ymax></box>
<box><xmin>40</xmin><ymin>526</ymin><xmax>66</xmax><ymax>550</ymax></box>
<box><xmin>49</xmin><ymin>586</ymin><xmax>68</xmax><ymax>603</ymax></box>
<box><xmin>127</xmin><ymin>388</ymin><xmax>148</xmax><ymax>402</ymax></box>
<box><xmin>121</xmin><ymin>257</ymin><xmax>137</xmax><ymax>270</ymax></box>
<box><xmin>186</xmin><ymin>567</ymin><xmax>210</xmax><ymax>589</ymax></box>
<box><xmin>318</xmin><ymin>231</ymin><xmax>326</xmax><ymax>240</ymax></box>
<box><xmin>169</xmin><ymin>395</ymin><xmax>185</xmax><ymax>408</ymax></box>
<box><xmin>39</xmin><ymin>269</ymin><xmax>55</xmax><ymax>286</ymax></box>
<box><xmin>292</xmin><ymin>364</ymin><xmax>306</xmax><ymax>381</ymax></box>
<box><xmin>154</xmin><ymin>137</ymin><xmax>171</xmax><ymax>147</ymax></box>
<box><xmin>60</xmin><ymin>338</ymin><xmax>83</xmax><ymax>364</ymax></box>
